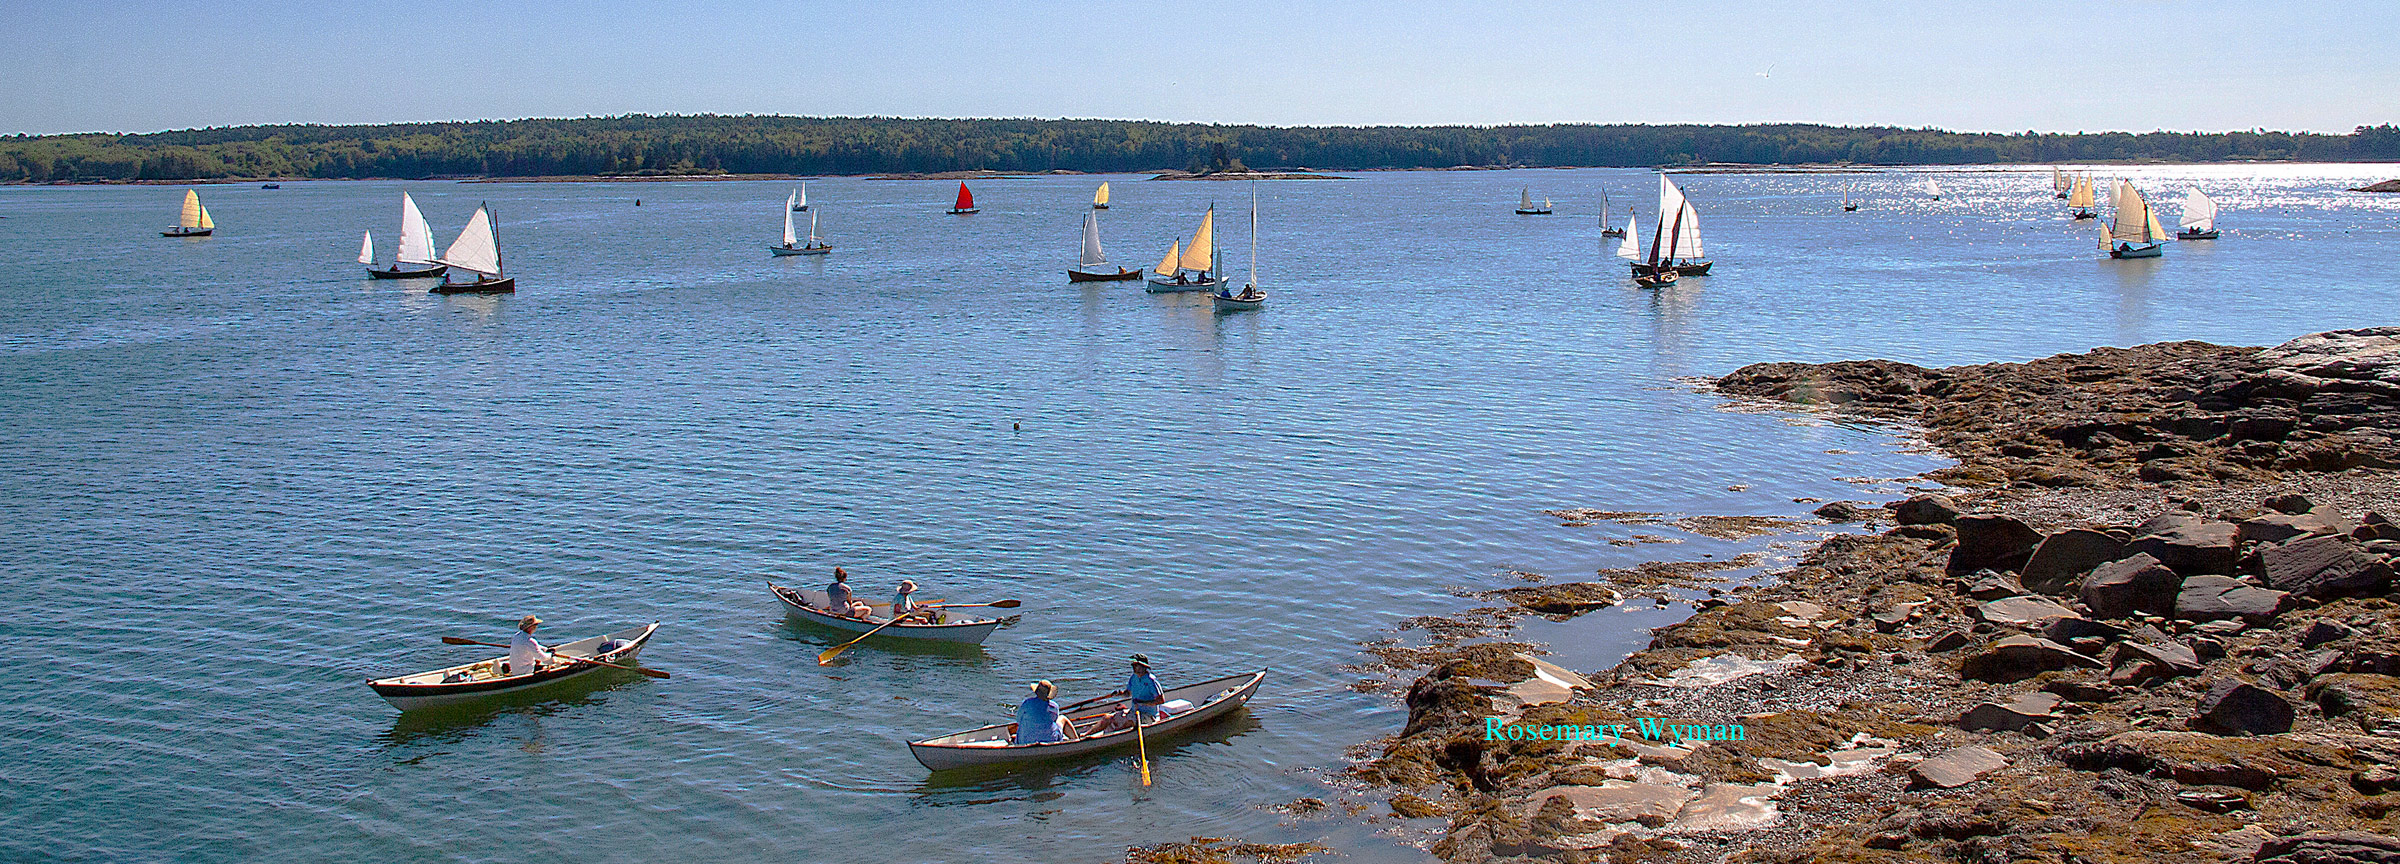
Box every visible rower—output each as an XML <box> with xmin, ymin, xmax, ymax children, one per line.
<box><xmin>825</xmin><ymin>567</ymin><xmax>872</xmax><ymax>619</ymax></box>
<box><xmin>891</xmin><ymin>579</ymin><xmax>942</xmax><ymax>624</ymax></box>
<box><xmin>1086</xmin><ymin>654</ymin><xmax>1171</xmax><ymax>734</ymax></box>
<box><xmin>507</xmin><ymin>615</ymin><xmax>546</xmax><ymax>675</ymax></box>
<box><xmin>1013</xmin><ymin>680</ymin><xmax>1079</xmax><ymax>745</ymax></box>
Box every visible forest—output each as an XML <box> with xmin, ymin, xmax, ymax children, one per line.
<box><xmin>3</xmin><ymin>115</ymin><xmax>2394</xmax><ymax>182</ymax></box>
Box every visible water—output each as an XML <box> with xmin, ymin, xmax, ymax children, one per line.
<box><xmin>1</xmin><ymin>165</ymin><xmax>2393</xmax><ymax>863</ymax></box>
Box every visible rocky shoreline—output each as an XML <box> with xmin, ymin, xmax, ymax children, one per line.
<box><xmin>1349</xmin><ymin>328</ymin><xmax>2400</xmax><ymax>864</ymax></box>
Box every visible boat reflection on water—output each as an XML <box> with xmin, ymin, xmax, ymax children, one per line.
<box><xmin>909</xmin><ymin>711</ymin><xmax>1263</xmax><ymax>799</ymax></box>
<box><xmin>771</xmin><ymin>616</ymin><xmax>1005</xmax><ymax>668</ymax></box>
<box><xmin>2110</xmin><ymin>253</ymin><xmax>2162</xmax><ymax>344</ymax></box>
<box><xmin>378</xmin><ymin>672</ymin><xmax>642</xmax><ymax>751</ymax></box>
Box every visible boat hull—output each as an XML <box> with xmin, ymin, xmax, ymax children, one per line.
<box><xmin>431</xmin><ymin>276</ymin><xmax>515</xmax><ymax>294</ymax></box>
<box><xmin>1633</xmin><ymin>270</ymin><xmax>1679</xmax><ymax>289</ymax></box>
<box><xmin>771</xmin><ymin>585</ymin><xmax>1000</xmax><ymax>645</ymax></box>
<box><xmin>1092</xmin><ymin>204</ymin><xmax>1109</xmax><ymax>210</ymax></box>
<box><xmin>948</xmin><ymin>208</ymin><xmax>979</xmax><ymax>215</ymax></box>
<box><xmin>2071</xmin><ymin>210</ymin><xmax>2096</xmax><ymax>220</ymax></box>
<box><xmin>2176</xmin><ymin>229</ymin><xmax>2219</xmax><ymax>240</ymax></box>
<box><xmin>1515</xmin><ymin>209</ymin><xmax>1553</xmax><ymax>215</ymax></box>
<box><xmin>909</xmin><ymin>669</ymin><xmax>1266</xmax><ymax>771</ymax></box>
<box><xmin>368</xmin><ymin>623</ymin><xmax>659</xmax><ymax>711</ymax></box>
<box><xmin>769</xmin><ymin>244</ymin><xmax>833</xmax><ymax>256</ymax></box>
<box><xmin>1630</xmin><ymin>261</ymin><xmax>1712</xmax><ymax>277</ymax></box>
<box><xmin>1601</xmin><ymin>229</ymin><xmax>1626</xmax><ymax>238</ymax></box>
<box><xmin>1144</xmin><ymin>276</ymin><xmax>1222</xmax><ymax>293</ymax></box>
<box><xmin>1212</xmin><ymin>290</ymin><xmax>1265</xmax><ymax>310</ymax></box>
<box><xmin>1068</xmin><ymin>267</ymin><xmax>1144</xmax><ymax>283</ymax></box>
<box><xmin>368</xmin><ymin>264</ymin><xmax>449</xmax><ymax>279</ymax></box>
<box><xmin>162</xmin><ymin>228</ymin><xmax>213</xmax><ymax>237</ymax></box>
<box><xmin>2108</xmin><ymin>242</ymin><xmax>2164</xmax><ymax>259</ymax></box>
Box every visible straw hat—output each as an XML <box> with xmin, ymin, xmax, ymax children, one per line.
<box><xmin>1031</xmin><ymin>680</ymin><xmax>1056</xmax><ymax>698</ymax></box>
<box><xmin>518</xmin><ymin>615</ymin><xmax>542</xmax><ymax>629</ymax></box>
<box><xmin>898</xmin><ymin>579</ymin><xmax>918</xmax><ymax>592</ymax></box>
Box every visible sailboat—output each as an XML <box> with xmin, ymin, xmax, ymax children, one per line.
<box><xmin>364</xmin><ymin>192</ymin><xmax>447</xmax><ymax>278</ymax></box>
<box><xmin>1145</xmin><ymin>206</ymin><xmax>1222</xmax><ymax>292</ymax></box>
<box><xmin>2067</xmin><ymin>175</ymin><xmax>2097</xmax><ymax>220</ymax></box>
<box><xmin>162</xmin><ymin>190</ymin><xmax>214</xmax><ymax>237</ymax></box>
<box><xmin>1213</xmin><ymin>187</ymin><xmax>1266</xmax><ymax>310</ymax></box>
<box><xmin>1600</xmin><ymin>191</ymin><xmax>1625</xmax><ymax>238</ymax></box>
<box><xmin>770</xmin><ymin>190</ymin><xmax>832</xmax><ymax>255</ymax></box>
<box><xmin>1843</xmin><ymin>189</ymin><xmax>1859</xmax><ymax>212</ymax></box>
<box><xmin>1621</xmin><ymin>198</ymin><xmax>1676</xmax><ymax>289</ymax></box>
<box><xmin>1515</xmin><ymin>187</ymin><xmax>1553</xmax><ymax>215</ymax></box>
<box><xmin>791</xmin><ymin>183</ymin><xmax>809</xmax><ymax>212</ymax></box>
<box><xmin>2099</xmin><ymin>180</ymin><xmax>2167</xmax><ymax>259</ymax></box>
<box><xmin>948</xmin><ymin>182</ymin><xmax>979</xmax><ymax>214</ymax></box>
<box><xmin>2176</xmin><ymin>189</ymin><xmax>2220</xmax><ymax>240</ymax></box>
<box><xmin>431</xmin><ymin>203</ymin><xmax>515</xmax><ymax>293</ymax></box>
<box><xmin>1093</xmin><ymin>182</ymin><xmax>1112</xmax><ymax>210</ymax></box>
<box><xmin>1629</xmin><ymin>175</ymin><xmax>1710</xmax><ymax>278</ymax></box>
<box><xmin>1924</xmin><ymin>177</ymin><xmax>1943</xmax><ymax>200</ymax></box>
<box><xmin>2052</xmin><ymin>167</ymin><xmax>2072</xmax><ymax>200</ymax></box>
<box><xmin>1067</xmin><ymin>211</ymin><xmax>1141</xmax><ymax>281</ymax></box>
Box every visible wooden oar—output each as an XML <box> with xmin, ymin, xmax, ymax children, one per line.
<box><xmin>1059</xmin><ymin>689</ymin><xmax>1129</xmax><ymax>713</ymax></box>
<box><xmin>1134</xmin><ymin>709</ymin><xmax>1153</xmax><ymax>786</ymax></box>
<box><xmin>814</xmin><ymin>599</ymin><xmax>1021</xmax><ymax>665</ymax></box>
<box><xmin>440</xmin><ymin>637</ymin><xmax>670</xmax><ymax>679</ymax></box>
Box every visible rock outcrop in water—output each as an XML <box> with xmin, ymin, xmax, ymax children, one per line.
<box><xmin>1340</xmin><ymin>329</ymin><xmax>2400</xmax><ymax>864</ymax></box>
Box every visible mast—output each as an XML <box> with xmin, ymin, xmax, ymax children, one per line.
<box><xmin>491</xmin><ymin>204</ymin><xmax>503</xmax><ymax>276</ymax></box>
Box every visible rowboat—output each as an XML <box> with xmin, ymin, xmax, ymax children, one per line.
<box><xmin>366</xmin><ymin>623</ymin><xmax>660</xmax><ymax>711</ymax></box>
<box><xmin>770</xmin><ymin>584</ymin><xmax>1002</xmax><ymax>645</ymax></box>
<box><xmin>908</xmin><ymin>669</ymin><xmax>1267</xmax><ymax>771</ymax></box>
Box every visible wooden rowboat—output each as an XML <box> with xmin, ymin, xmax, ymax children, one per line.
<box><xmin>908</xmin><ymin>669</ymin><xmax>1267</xmax><ymax>771</ymax></box>
<box><xmin>1067</xmin><ymin>266</ymin><xmax>1144</xmax><ymax>282</ymax></box>
<box><xmin>367</xmin><ymin>623</ymin><xmax>659</xmax><ymax>711</ymax></box>
<box><xmin>770</xmin><ymin>584</ymin><xmax>1002</xmax><ymax>645</ymax></box>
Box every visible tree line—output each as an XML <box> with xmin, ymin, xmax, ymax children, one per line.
<box><xmin>3</xmin><ymin>115</ymin><xmax>2394</xmax><ymax>182</ymax></box>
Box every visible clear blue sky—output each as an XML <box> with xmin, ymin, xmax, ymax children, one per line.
<box><xmin>4</xmin><ymin>0</ymin><xmax>2390</xmax><ymax>136</ymax></box>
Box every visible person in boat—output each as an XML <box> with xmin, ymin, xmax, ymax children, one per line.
<box><xmin>890</xmin><ymin>579</ymin><xmax>942</xmax><ymax>624</ymax></box>
<box><xmin>1013</xmin><ymin>680</ymin><xmax>1080</xmax><ymax>744</ymax></box>
<box><xmin>825</xmin><ymin>567</ymin><xmax>873</xmax><ymax>619</ymax></box>
<box><xmin>1086</xmin><ymin>654</ymin><xmax>1173</xmax><ymax>734</ymax></box>
<box><xmin>1173</xmin><ymin>272</ymin><xmax>1187</xmax><ymax>285</ymax></box>
<box><xmin>507</xmin><ymin>615</ymin><xmax>546</xmax><ymax>675</ymax></box>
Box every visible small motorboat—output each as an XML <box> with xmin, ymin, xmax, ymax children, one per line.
<box><xmin>366</xmin><ymin>623</ymin><xmax>660</xmax><ymax>711</ymax></box>
<box><xmin>770</xmin><ymin>584</ymin><xmax>1002</xmax><ymax>645</ymax></box>
<box><xmin>261</xmin><ymin>183</ymin><xmax>281</xmax><ymax>190</ymax></box>
<box><xmin>908</xmin><ymin>669</ymin><xmax>1267</xmax><ymax>771</ymax></box>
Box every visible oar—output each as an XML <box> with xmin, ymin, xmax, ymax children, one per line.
<box><xmin>1058</xmin><ymin>689</ymin><xmax>1129</xmax><ymax>713</ymax></box>
<box><xmin>815</xmin><ymin>600</ymin><xmax>1021</xmax><ymax>665</ymax></box>
<box><xmin>440</xmin><ymin>637</ymin><xmax>670</xmax><ymax>679</ymax></box>
<box><xmin>1134</xmin><ymin>709</ymin><xmax>1153</xmax><ymax>786</ymax></box>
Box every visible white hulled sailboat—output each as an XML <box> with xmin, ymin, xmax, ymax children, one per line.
<box><xmin>431</xmin><ymin>203</ymin><xmax>515</xmax><ymax>293</ymax></box>
<box><xmin>364</xmin><ymin>192</ymin><xmax>447</xmax><ymax>278</ymax></box>
<box><xmin>1145</xmin><ymin>206</ymin><xmax>1221</xmax><ymax>292</ymax></box>
<box><xmin>2100</xmin><ymin>180</ymin><xmax>2167</xmax><ymax>259</ymax></box>
<box><xmin>1213</xmin><ymin>186</ymin><xmax>1266</xmax><ymax>310</ymax></box>
<box><xmin>770</xmin><ymin>189</ymin><xmax>832</xmax><ymax>255</ymax></box>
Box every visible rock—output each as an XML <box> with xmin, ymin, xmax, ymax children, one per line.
<box><xmin>1894</xmin><ymin>494</ymin><xmax>1960</xmax><ymax>526</ymax></box>
<box><xmin>2355</xmin><ymin>768</ymin><xmax>2400</xmax><ymax>795</ymax></box>
<box><xmin>1966</xmin><ymin>570</ymin><xmax>2025</xmax><ymax>601</ymax></box>
<box><xmin>1813</xmin><ymin>501</ymin><xmax>1876</xmax><ymax>522</ymax></box>
<box><xmin>1976</xmin><ymin>595</ymin><xmax>2076</xmax><ymax>626</ymax></box>
<box><xmin>2240</xmin><ymin>511</ymin><xmax>2356</xmax><ymax>546</ymax></box>
<box><xmin>2111</xmin><ymin>640</ymin><xmax>2204</xmax><ymax>677</ymax></box>
<box><xmin>2193</xmin><ymin>680</ymin><xmax>2296</xmax><ymax>736</ymax></box>
<box><xmin>1523</xmin><ymin>784</ymin><xmax>1695</xmax><ymax>828</ymax></box>
<box><xmin>2175</xmin><ymin>575</ymin><xmax>2290</xmax><ymax>625</ymax></box>
<box><xmin>2043</xmin><ymin>679</ymin><xmax>2119</xmax><ymax>703</ymax></box>
<box><xmin>2302</xmin><ymin>620</ymin><xmax>2360</xmax><ymax>648</ymax></box>
<box><xmin>2177</xmin><ymin>789</ymin><xmax>2251</xmax><ymax>812</ymax></box>
<box><xmin>2260</xmin><ymin>535</ymin><xmax>2396</xmax><ymax>599</ymax></box>
<box><xmin>1910</xmin><ymin>745</ymin><xmax>2007</xmax><ymax>789</ymax></box>
<box><xmin>2259</xmin><ymin>650</ymin><xmax>2344</xmax><ymax>690</ymax></box>
<box><xmin>2078</xmin><ymin>553</ymin><xmax>2185</xmax><ymax>619</ymax></box>
<box><xmin>2128</xmin><ymin>520</ymin><xmax>2241</xmax><ymax>577</ymax></box>
<box><xmin>2264</xmin><ymin>493</ymin><xmax>2315</xmax><ymax>515</ymax></box>
<box><xmin>1949</xmin><ymin>514</ymin><xmax>2044</xmax><ymax>576</ymax></box>
<box><xmin>1961</xmin><ymin>634</ymin><xmax>2103</xmax><ymax>683</ymax></box>
<box><xmin>1404</xmin><ymin>669</ymin><xmax>1495</xmax><ymax>737</ymax></box>
<box><xmin>1925</xmin><ymin>630</ymin><xmax>1970</xmax><ymax>653</ymax></box>
<box><xmin>2045</xmin><ymin>616</ymin><xmax>2128</xmax><ymax>644</ymax></box>
<box><xmin>2252</xmin><ymin>832</ymin><xmax>2400</xmax><ymax>864</ymax></box>
<box><xmin>1959</xmin><ymin>692</ymin><xmax>2062</xmax><ymax>732</ymax></box>
<box><xmin>2058</xmin><ymin>730</ymin><xmax>2288</xmax><ymax>789</ymax></box>
<box><xmin>2022</xmin><ymin>528</ymin><xmax>2131</xmax><ymax>594</ymax></box>
<box><xmin>1871</xmin><ymin>607</ymin><xmax>1917</xmax><ymax>633</ymax></box>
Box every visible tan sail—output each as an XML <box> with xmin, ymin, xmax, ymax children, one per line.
<box><xmin>2068</xmin><ymin>176</ymin><xmax>2095</xmax><ymax>209</ymax></box>
<box><xmin>1155</xmin><ymin>240</ymin><xmax>1182</xmax><ymax>277</ymax></box>
<box><xmin>1178</xmin><ymin>208</ymin><xmax>1215</xmax><ymax>272</ymax></box>
<box><xmin>2110</xmin><ymin>181</ymin><xmax>2155</xmax><ymax>243</ymax></box>
<box><xmin>197</xmin><ymin>206</ymin><xmax>214</xmax><ymax>230</ymax></box>
<box><xmin>1094</xmin><ymin>182</ymin><xmax>1111</xmax><ymax>207</ymax></box>
<box><xmin>177</xmin><ymin>190</ymin><xmax>204</xmax><ymax>229</ymax></box>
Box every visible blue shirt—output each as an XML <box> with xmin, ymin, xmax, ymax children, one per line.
<box><xmin>1014</xmin><ymin>696</ymin><xmax>1064</xmax><ymax>744</ymax></box>
<box><xmin>825</xmin><ymin>581</ymin><xmax>853</xmax><ymax>610</ymax></box>
<box><xmin>1128</xmin><ymin>672</ymin><xmax>1164</xmax><ymax>717</ymax></box>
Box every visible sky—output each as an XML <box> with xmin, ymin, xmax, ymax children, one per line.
<box><xmin>3</xmin><ymin>0</ymin><xmax>2392</xmax><ymax>136</ymax></box>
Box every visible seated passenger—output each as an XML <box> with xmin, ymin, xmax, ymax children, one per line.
<box><xmin>1012</xmin><ymin>680</ymin><xmax>1079</xmax><ymax>745</ymax></box>
<box><xmin>825</xmin><ymin>567</ymin><xmax>873</xmax><ymax>619</ymax></box>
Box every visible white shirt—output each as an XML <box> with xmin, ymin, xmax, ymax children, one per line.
<box><xmin>510</xmin><ymin>631</ymin><xmax>546</xmax><ymax>675</ymax></box>
<box><xmin>892</xmin><ymin>590</ymin><xmax>918</xmax><ymax>615</ymax></box>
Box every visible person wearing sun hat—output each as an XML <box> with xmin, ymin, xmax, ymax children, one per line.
<box><xmin>507</xmin><ymin>615</ymin><xmax>546</xmax><ymax>675</ymax></box>
<box><xmin>1088</xmin><ymin>654</ymin><xmax>1173</xmax><ymax>734</ymax></box>
<box><xmin>890</xmin><ymin>579</ymin><xmax>936</xmax><ymax>624</ymax></box>
<box><xmin>1012</xmin><ymin>680</ymin><xmax>1079</xmax><ymax>745</ymax></box>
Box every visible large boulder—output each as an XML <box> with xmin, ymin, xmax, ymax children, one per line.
<box><xmin>2078</xmin><ymin>553</ymin><xmax>2185</xmax><ymax>619</ymax></box>
<box><xmin>2260</xmin><ymin>535</ymin><xmax>2396</xmax><ymax>599</ymax></box>
<box><xmin>1960</xmin><ymin>692</ymin><xmax>2063</xmax><ymax>732</ymax></box>
<box><xmin>2110</xmin><ymin>640</ymin><xmax>2204</xmax><ymax>678</ymax></box>
<box><xmin>2240</xmin><ymin>511</ymin><xmax>2357</xmax><ymax>546</ymax></box>
<box><xmin>1977</xmin><ymin>595</ymin><xmax>2076</xmax><ymax>627</ymax></box>
<box><xmin>1911</xmin><ymin>745</ymin><xmax>2007</xmax><ymax>789</ymax></box>
<box><xmin>2128</xmin><ymin>519</ymin><xmax>2242</xmax><ymax>577</ymax></box>
<box><xmin>2252</xmin><ymin>832</ymin><xmax>2400</xmax><ymax>864</ymax></box>
<box><xmin>2022</xmin><ymin>528</ymin><xmax>2131</xmax><ymax>594</ymax></box>
<box><xmin>1894</xmin><ymin>494</ymin><xmax>1960</xmax><ymax>526</ymax></box>
<box><xmin>1961</xmin><ymin>634</ymin><xmax>2103</xmax><ymax>683</ymax></box>
<box><xmin>1949</xmin><ymin>514</ymin><xmax>2044</xmax><ymax>576</ymax></box>
<box><xmin>2175</xmin><ymin>575</ymin><xmax>2290</xmax><ymax>625</ymax></box>
<box><xmin>2193</xmin><ymin>681</ymin><xmax>2296</xmax><ymax>736</ymax></box>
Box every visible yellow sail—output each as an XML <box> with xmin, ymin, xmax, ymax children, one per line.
<box><xmin>2067</xmin><ymin>176</ymin><xmax>2094</xmax><ymax>209</ymax></box>
<box><xmin>1155</xmin><ymin>240</ymin><xmax>1181</xmax><ymax>276</ymax></box>
<box><xmin>1094</xmin><ymin>182</ymin><xmax>1111</xmax><ymax>207</ymax></box>
<box><xmin>2143</xmin><ymin>204</ymin><xmax>2166</xmax><ymax>244</ymax></box>
<box><xmin>198</xmin><ymin>206</ymin><xmax>214</xmax><ymax>230</ymax></box>
<box><xmin>1178</xmin><ymin>208</ymin><xmax>1215</xmax><ymax>272</ymax></box>
<box><xmin>177</xmin><ymin>190</ymin><xmax>203</xmax><ymax>229</ymax></box>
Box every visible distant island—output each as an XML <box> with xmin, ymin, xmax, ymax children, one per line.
<box><xmin>4</xmin><ymin>115</ymin><xmax>2397</xmax><ymax>183</ymax></box>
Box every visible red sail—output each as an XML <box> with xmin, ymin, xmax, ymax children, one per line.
<box><xmin>954</xmin><ymin>182</ymin><xmax>975</xmax><ymax>211</ymax></box>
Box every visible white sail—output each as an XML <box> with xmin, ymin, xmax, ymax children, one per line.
<box><xmin>808</xmin><ymin>209</ymin><xmax>821</xmax><ymax>245</ymax></box>
<box><xmin>1520</xmin><ymin>188</ymin><xmax>1533</xmax><ymax>210</ymax></box>
<box><xmin>2180</xmin><ymin>189</ymin><xmax>2218</xmax><ymax>231</ymax></box>
<box><xmin>2053</xmin><ymin>167</ymin><xmax>2071</xmax><ymax>193</ymax></box>
<box><xmin>798</xmin><ymin>183</ymin><xmax>808</xmax><ymax>209</ymax></box>
<box><xmin>177</xmin><ymin>190</ymin><xmax>203</xmax><ymax>229</ymax></box>
<box><xmin>396</xmin><ymin>193</ymin><xmax>437</xmax><ymax>263</ymax></box>
<box><xmin>1246</xmin><ymin>188</ymin><xmax>1259</xmax><ymax>289</ymax></box>
<box><xmin>1925</xmin><ymin>177</ymin><xmax>1943</xmax><ymax>197</ymax></box>
<box><xmin>1656</xmin><ymin>175</ymin><xmax>1703</xmax><ymax>260</ymax></box>
<box><xmin>1080</xmin><ymin>212</ymin><xmax>1106</xmax><ymax>267</ymax></box>
<box><xmin>1615</xmin><ymin>209</ymin><xmax>1641</xmax><ymax>259</ymax></box>
<box><xmin>358</xmin><ymin>230</ymin><xmax>375</xmax><ymax>265</ymax></box>
<box><xmin>436</xmin><ymin>205</ymin><xmax>502</xmax><ymax>276</ymax></box>
<box><xmin>783</xmin><ymin>190</ymin><xmax>798</xmax><ymax>245</ymax></box>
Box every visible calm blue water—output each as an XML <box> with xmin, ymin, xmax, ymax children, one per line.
<box><xmin>0</xmin><ymin>165</ymin><xmax>2393</xmax><ymax>863</ymax></box>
